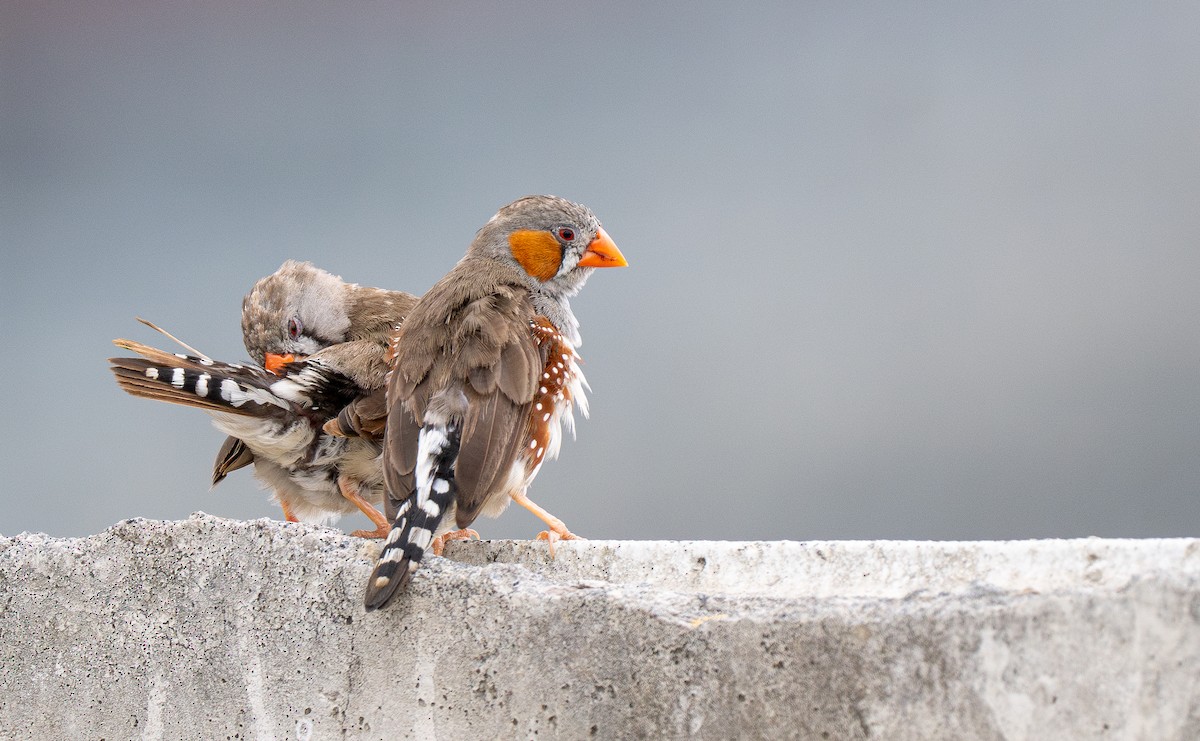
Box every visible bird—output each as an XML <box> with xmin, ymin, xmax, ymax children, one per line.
<box><xmin>362</xmin><ymin>195</ymin><xmax>627</xmax><ymax>609</ymax></box>
<box><xmin>109</xmin><ymin>261</ymin><xmax>418</xmax><ymax>536</ymax></box>
<box><xmin>211</xmin><ymin>260</ymin><xmax>418</xmax><ymax>495</ymax></box>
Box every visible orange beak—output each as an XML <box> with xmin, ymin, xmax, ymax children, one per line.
<box><xmin>577</xmin><ymin>227</ymin><xmax>628</xmax><ymax>268</ymax></box>
<box><xmin>264</xmin><ymin>352</ymin><xmax>298</xmax><ymax>375</ymax></box>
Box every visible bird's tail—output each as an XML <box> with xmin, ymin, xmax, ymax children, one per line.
<box><xmin>109</xmin><ymin>338</ymin><xmax>294</xmax><ymax>417</ymax></box>
<box><xmin>212</xmin><ymin>435</ymin><xmax>254</xmax><ymax>486</ymax></box>
<box><xmin>364</xmin><ymin>422</ymin><xmax>461</xmax><ymax>610</ymax></box>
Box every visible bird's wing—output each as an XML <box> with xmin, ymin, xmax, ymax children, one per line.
<box><xmin>383</xmin><ymin>398</ymin><xmax>420</xmax><ymax>521</ymax></box>
<box><xmin>346</xmin><ymin>287</ymin><xmax>421</xmax><ymax>345</ymax></box>
<box><xmin>312</xmin><ymin>338</ymin><xmax>393</xmax><ymax>442</ymax></box>
<box><xmin>444</xmin><ymin>284</ymin><xmax>542</xmax><ymax>528</ymax></box>
<box><xmin>384</xmin><ymin>265</ymin><xmax>541</xmax><ymax>529</ymax></box>
<box><xmin>304</xmin><ymin>338</ymin><xmax>391</xmax><ymax>390</ymax></box>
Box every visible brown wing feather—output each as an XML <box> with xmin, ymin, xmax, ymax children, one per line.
<box><xmin>311</xmin><ymin>337</ymin><xmax>393</xmax><ymax>442</ymax></box>
<box><xmin>467</xmin><ymin>364</ymin><xmax>497</xmax><ymax>395</ymax></box>
<box><xmin>345</xmin><ymin>288</ymin><xmax>419</xmax><ymax>345</ymax></box>
<box><xmin>305</xmin><ymin>339</ymin><xmax>391</xmax><ymax>390</ymax></box>
<box><xmin>450</xmin><ymin>293</ymin><xmax>545</xmax><ymax>525</ymax></box>
<box><xmin>330</xmin><ymin>386</ymin><xmax>388</xmax><ymax>440</ymax></box>
<box><xmin>383</xmin><ymin>399</ymin><xmax>420</xmax><ymax>520</ymax></box>
<box><xmin>496</xmin><ymin>335</ymin><xmax>540</xmax><ymax>404</ymax></box>
<box><xmin>453</xmin><ymin>388</ymin><xmax>527</xmax><ymax>527</ymax></box>
<box><xmin>452</xmin><ymin>325</ymin><xmax>547</xmax><ymax>527</ymax></box>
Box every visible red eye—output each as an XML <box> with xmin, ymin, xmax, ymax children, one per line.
<box><xmin>557</xmin><ymin>227</ymin><xmax>575</xmax><ymax>242</ymax></box>
<box><xmin>287</xmin><ymin>317</ymin><xmax>302</xmax><ymax>339</ymax></box>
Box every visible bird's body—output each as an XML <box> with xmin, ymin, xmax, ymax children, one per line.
<box><xmin>363</xmin><ymin>195</ymin><xmax>627</xmax><ymax>609</ymax></box>
<box><xmin>111</xmin><ymin>261</ymin><xmax>418</xmax><ymax>534</ymax></box>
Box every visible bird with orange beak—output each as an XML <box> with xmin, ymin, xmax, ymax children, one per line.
<box><xmin>111</xmin><ymin>261</ymin><xmax>418</xmax><ymax>535</ymax></box>
<box><xmin>363</xmin><ymin>195</ymin><xmax>627</xmax><ymax>609</ymax></box>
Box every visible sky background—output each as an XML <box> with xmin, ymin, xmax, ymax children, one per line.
<box><xmin>3</xmin><ymin>1</ymin><xmax>1198</xmax><ymax>541</ymax></box>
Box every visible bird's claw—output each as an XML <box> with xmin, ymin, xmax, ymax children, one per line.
<box><xmin>350</xmin><ymin>525</ymin><xmax>390</xmax><ymax>539</ymax></box>
<box><xmin>431</xmin><ymin>528</ymin><xmax>481</xmax><ymax>556</ymax></box>
<box><xmin>535</xmin><ymin>529</ymin><xmax>584</xmax><ymax>558</ymax></box>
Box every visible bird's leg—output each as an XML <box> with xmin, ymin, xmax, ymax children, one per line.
<box><xmin>509</xmin><ymin>489</ymin><xmax>584</xmax><ymax>557</ymax></box>
<box><xmin>337</xmin><ymin>475</ymin><xmax>390</xmax><ymax>539</ymax></box>
<box><xmin>278</xmin><ymin>498</ymin><xmax>300</xmax><ymax>523</ymax></box>
<box><xmin>430</xmin><ymin>528</ymin><xmax>481</xmax><ymax>556</ymax></box>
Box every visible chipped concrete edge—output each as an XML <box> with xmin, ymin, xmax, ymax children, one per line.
<box><xmin>1</xmin><ymin>513</ymin><xmax>1197</xmax><ymax>739</ymax></box>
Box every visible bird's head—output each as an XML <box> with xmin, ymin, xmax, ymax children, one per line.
<box><xmin>470</xmin><ymin>195</ymin><xmax>627</xmax><ymax>297</ymax></box>
<box><xmin>241</xmin><ymin>260</ymin><xmax>353</xmax><ymax>373</ymax></box>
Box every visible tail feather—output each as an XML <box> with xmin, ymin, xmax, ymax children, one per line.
<box><xmin>109</xmin><ymin>339</ymin><xmax>294</xmax><ymax>417</ymax></box>
<box><xmin>364</xmin><ymin>422</ymin><xmax>461</xmax><ymax>610</ymax></box>
<box><xmin>110</xmin><ymin>358</ymin><xmax>291</xmax><ymax>416</ymax></box>
<box><xmin>212</xmin><ymin>436</ymin><xmax>254</xmax><ymax>486</ymax></box>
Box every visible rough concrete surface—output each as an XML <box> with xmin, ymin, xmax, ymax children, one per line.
<box><xmin>1</xmin><ymin>514</ymin><xmax>1197</xmax><ymax>740</ymax></box>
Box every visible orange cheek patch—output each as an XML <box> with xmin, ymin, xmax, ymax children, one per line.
<box><xmin>508</xmin><ymin>230</ymin><xmax>563</xmax><ymax>282</ymax></box>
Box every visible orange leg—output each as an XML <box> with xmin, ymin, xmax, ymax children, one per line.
<box><xmin>510</xmin><ymin>489</ymin><xmax>584</xmax><ymax>557</ymax></box>
<box><xmin>337</xmin><ymin>475</ymin><xmax>390</xmax><ymax>539</ymax></box>
<box><xmin>278</xmin><ymin>498</ymin><xmax>300</xmax><ymax>523</ymax></box>
<box><xmin>431</xmin><ymin>528</ymin><xmax>481</xmax><ymax>556</ymax></box>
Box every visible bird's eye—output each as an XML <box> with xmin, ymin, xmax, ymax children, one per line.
<box><xmin>287</xmin><ymin>317</ymin><xmax>302</xmax><ymax>339</ymax></box>
<box><xmin>557</xmin><ymin>227</ymin><xmax>575</xmax><ymax>242</ymax></box>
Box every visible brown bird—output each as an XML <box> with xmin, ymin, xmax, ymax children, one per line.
<box><xmin>362</xmin><ymin>195</ymin><xmax>627</xmax><ymax>609</ymax></box>
<box><xmin>212</xmin><ymin>260</ymin><xmax>418</xmax><ymax>499</ymax></box>
<box><xmin>110</xmin><ymin>261</ymin><xmax>418</xmax><ymax>536</ymax></box>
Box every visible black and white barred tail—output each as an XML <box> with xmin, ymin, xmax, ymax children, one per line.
<box><xmin>364</xmin><ymin>422</ymin><xmax>461</xmax><ymax>610</ymax></box>
<box><xmin>110</xmin><ymin>338</ymin><xmax>359</xmax><ymax>419</ymax></box>
<box><xmin>109</xmin><ymin>343</ymin><xmax>289</xmax><ymax>417</ymax></box>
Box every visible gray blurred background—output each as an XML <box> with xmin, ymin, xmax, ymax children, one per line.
<box><xmin>3</xmin><ymin>1</ymin><xmax>1198</xmax><ymax>541</ymax></box>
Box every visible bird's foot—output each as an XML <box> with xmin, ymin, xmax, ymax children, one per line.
<box><xmin>350</xmin><ymin>524</ymin><xmax>391</xmax><ymax>539</ymax></box>
<box><xmin>431</xmin><ymin>528</ymin><xmax>481</xmax><ymax>556</ymax></box>
<box><xmin>509</xmin><ymin>489</ymin><xmax>583</xmax><ymax>558</ymax></box>
<box><xmin>535</xmin><ymin>528</ymin><xmax>585</xmax><ymax>558</ymax></box>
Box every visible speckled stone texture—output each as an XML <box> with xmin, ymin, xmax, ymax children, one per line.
<box><xmin>1</xmin><ymin>514</ymin><xmax>1197</xmax><ymax>739</ymax></box>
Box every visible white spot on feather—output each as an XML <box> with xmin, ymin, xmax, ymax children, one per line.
<box><xmin>409</xmin><ymin>526</ymin><xmax>433</xmax><ymax>549</ymax></box>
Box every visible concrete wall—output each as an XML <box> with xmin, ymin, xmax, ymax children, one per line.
<box><xmin>1</xmin><ymin>514</ymin><xmax>1197</xmax><ymax>739</ymax></box>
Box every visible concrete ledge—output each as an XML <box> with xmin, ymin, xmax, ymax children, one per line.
<box><xmin>1</xmin><ymin>514</ymin><xmax>1197</xmax><ymax>739</ymax></box>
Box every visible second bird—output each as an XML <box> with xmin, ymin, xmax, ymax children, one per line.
<box><xmin>111</xmin><ymin>261</ymin><xmax>418</xmax><ymax>535</ymax></box>
<box><xmin>364</xmin><ymin>195</ymin><xmax>628</xmax><ymax>609</ymax></box>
